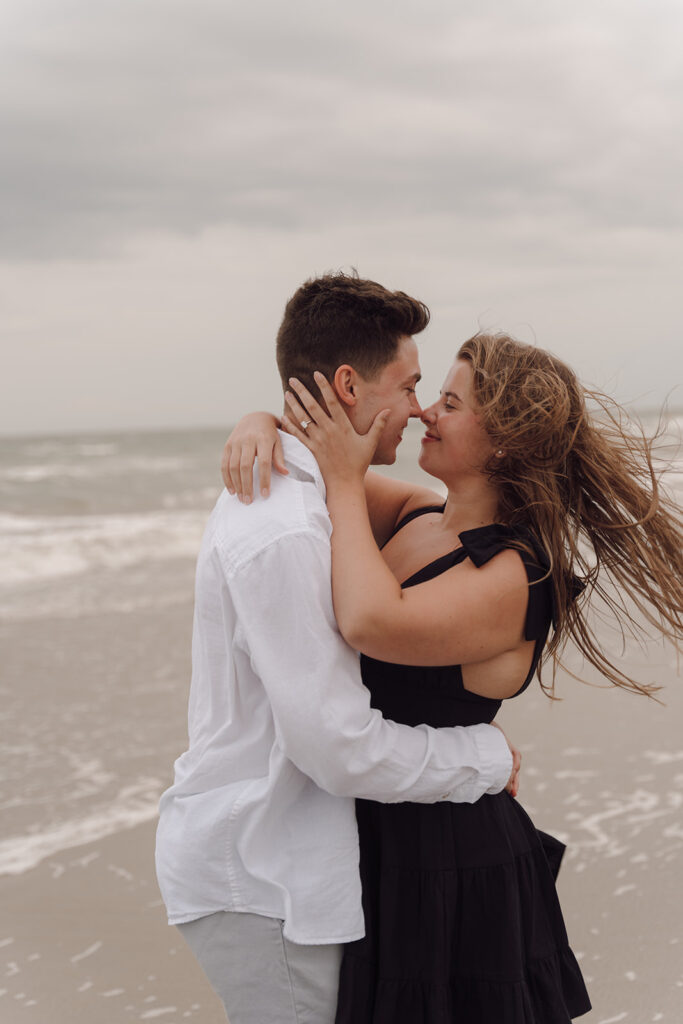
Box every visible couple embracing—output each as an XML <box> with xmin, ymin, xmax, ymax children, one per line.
<box><xmin>156</xmin><ymin>271</ymin><xmax>681</xmax><ymax>1023</ymax></box>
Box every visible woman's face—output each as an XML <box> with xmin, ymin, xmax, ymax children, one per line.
<box><xmin>418</xmin><ymin>359</ymin><xmax>496</xmax><ymax>484</ymax></box>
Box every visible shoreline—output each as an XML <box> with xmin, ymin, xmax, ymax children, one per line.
<box><xmin>0</xmin><ymin>804</ymin><xmax>161</xmax><ymax>879</ymax></box>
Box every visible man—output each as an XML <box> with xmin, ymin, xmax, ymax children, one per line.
<box><xmin>155</xmin><ymin>273</ymin><xmax>518</xmax><ymax>1024</ymax></box>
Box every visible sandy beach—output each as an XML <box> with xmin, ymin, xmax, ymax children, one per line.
<box><xmin>3</xmin><ymin>623</ymin><xmax>681</xmax><ymax>1024</ymax></box>
<box><xmin>0</xmin><ymin>820</ymin><xmax>224</xmax><ymax>1023</ymax></box>
<box><xmin>1</xmin><ymin>427</ymin><xmax>681</xmax><ymax>1024</ymax></box>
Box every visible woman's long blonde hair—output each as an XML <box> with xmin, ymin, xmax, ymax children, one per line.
<box><xmin>458</xmin><ymin>333</ymin><xmax>683</xmax><ymax>697</ymax></box>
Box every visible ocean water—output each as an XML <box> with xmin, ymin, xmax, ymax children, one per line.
<box><xmin>0</xmin><ymin>428</ymin><xmax>230</xmax><ymax>876</ymax></box>
<box><xmin>0</xmin><ymin>418</ymin><xmax>681</xmax><ymax>881</ymax></box>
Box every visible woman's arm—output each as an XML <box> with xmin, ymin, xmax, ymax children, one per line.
<box><xmin>283</xmin><ymin>374</ymin><xmax>530</xmax><ymax>670</ymax></box>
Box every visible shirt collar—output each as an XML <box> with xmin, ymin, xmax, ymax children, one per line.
<box><xmin>279</xmin><ymin>430</ymin><xmax>326</xmax><ymax>500</ymax></box>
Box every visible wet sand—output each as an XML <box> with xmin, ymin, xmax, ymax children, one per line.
<box><xmin>501</xmin><ymin>652</ymin><xmax>683</xmax><ymax>1024</ymax></box>
<box><xmin>2</xmin><ymin>648</ymin><xmax>681</xmax><ymax>1024</ymax></box>
<box><xmin>0</xmin><ymin>820</ymin><xmax>224</xmax><ymax>1023</ymax></box>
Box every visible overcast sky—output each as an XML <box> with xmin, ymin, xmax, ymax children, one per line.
<box><xmin>1</xmin><ymin>0</ymin><xmax>682</xmax><ymax>435</ymax></box>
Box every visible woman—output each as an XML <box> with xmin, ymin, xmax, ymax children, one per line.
<box><xmin>223</xmin><ymin>333</ymin><xmax>682</xmax><ymax>1022</ymax></box>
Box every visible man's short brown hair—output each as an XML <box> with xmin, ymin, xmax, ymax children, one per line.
<box><xmin>276</xmin><ymin>271</ymin><xmax>430</xmax><ymax>399</ymax></box>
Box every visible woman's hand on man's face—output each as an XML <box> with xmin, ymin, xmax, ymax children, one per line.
<box><xmin>283</xmin><ymin>372</ymin><xmax>390</xmax><ymax>485</ymax></box>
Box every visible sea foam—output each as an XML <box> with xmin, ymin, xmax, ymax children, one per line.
<box><xmin>0</xmin><ymin>510</ymin><xmax>207</xmax><ymax>585</ymax></box>
<box><xmin>0</xmin><ymin>779</ymin><xmax>163</xmax><ymax>876</ymax></box>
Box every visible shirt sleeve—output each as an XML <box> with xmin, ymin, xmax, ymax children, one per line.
<box><xmin>226</xmin><ymin>529</ymin><xmax>512</xmax><ymax>804</ymax></box>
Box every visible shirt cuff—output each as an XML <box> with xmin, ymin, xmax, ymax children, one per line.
<box><xmin>475</xmin><ymin>724</ymin><xmax>513</xmax><ymax>795</ymax></box>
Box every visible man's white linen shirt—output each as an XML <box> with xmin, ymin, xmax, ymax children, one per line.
<box><xmin>155</xmin><ymin>433</ymin><xmax>512</xmax><ymax>945</ymax></box>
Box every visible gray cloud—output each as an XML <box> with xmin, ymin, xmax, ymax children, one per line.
<box><xmin>2</xmin><ymin>0</ymin><xmax>682</xmax><ymax>258</ymax></box>
<box><xmin>1</xmin><ymin>0</ymin><xmax>681</xmax><ymax>435</ymax></box>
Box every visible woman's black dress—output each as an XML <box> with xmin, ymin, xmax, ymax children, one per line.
<box><xmin>335</xmin><ymin>513</ymin><xmax>591</xmax><ymax>1024</ymax></box>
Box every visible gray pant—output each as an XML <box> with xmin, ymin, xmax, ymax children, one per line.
<box><xmin>178</xmin><ymin>911</ymin><xmax>343</xmax><ymax>1024</ymax></box>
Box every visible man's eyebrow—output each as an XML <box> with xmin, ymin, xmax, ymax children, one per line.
<box><xmin>404</xmin><ymin>372</ymin><xmax>422</xmax><ymax>384</ymax></box>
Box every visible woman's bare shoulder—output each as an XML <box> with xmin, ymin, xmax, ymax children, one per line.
<box><xmin>364</xmin><ymin>472</ymin><xmax>444</xmax><ymax>547</ymax></box>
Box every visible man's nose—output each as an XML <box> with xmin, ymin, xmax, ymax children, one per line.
<box><xmin>409</xmin><ymin>393</ymin><xmax>423</xmax><ymax>417</ymax></box>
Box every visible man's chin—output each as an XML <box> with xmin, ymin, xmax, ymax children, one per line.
<box><xmin>371</xmin><ymin>445</ymin><xmax>398</xmax><ymax>467</ymax></box>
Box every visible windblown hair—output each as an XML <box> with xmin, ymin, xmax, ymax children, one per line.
<box><xmin>458</xmin><ymin>333</ymin><xmax>683</xmax><ymax>697</ymax></box>
<box><xmin>276</xmin><ymin>271</ymin><xmax>430</xmax><ymax>401</ymax></box>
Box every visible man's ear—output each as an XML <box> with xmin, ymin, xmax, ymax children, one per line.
<box><xmin>332</xmin><ymin>364</ymin><xmax>360</xmax><ymax>407</ymax></box>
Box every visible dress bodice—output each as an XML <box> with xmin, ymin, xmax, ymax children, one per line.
<box><xmin>361</xmin><ymin>512</ymin><xmax>555</xmax><ymax>729</ymax></box>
